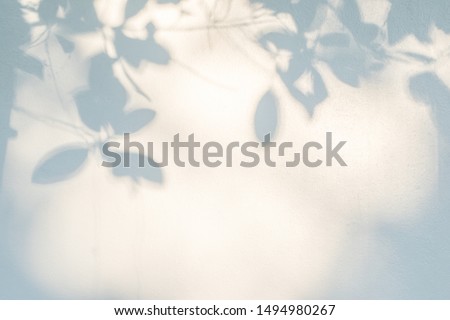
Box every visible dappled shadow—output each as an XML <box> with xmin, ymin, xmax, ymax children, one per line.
<box><xmin>111</xmin><ymin>152</ymin><xmax>163</xmax><ymax>184</ymax></box>
<box><xmin>115</xmin><ymin>24</ymin><xmax>170</xmax><ymax>67</ymax></box>
<box><xmin>0</xmin><ymin>0</ymin><xmax>55</xmax><ymax>299</ymax></box>
<box><xmin>252</xmin><ymin>0</ymin><xmax>386</xmax><ymax>120</ymax></box>
<box><xmin>0</xmin><ymin>0</ymin><xmax>35</xmax><ymax>190</ymax></box>
<box><xmin>252</xmin><ymin>0</ymin><xmax>450</xmax><ymax>298</ymax></box>
<box><xmin>409</xmin><ymin>73</ymin><xmax>450</xmax><ymax>235</ymax></box>
<box><xmin>254</xmin><ymin>90</ymin><xmax>278</xmax><ymax>141</ymax></box>
<box><xmin>2</xmin><ymin>0</ymin><xmax>450</xmax><ymax>299</ymax></box>
<box><xmin>356</xmin><ymin>1</ymin><xmax>450</xmax><ymax>298</ymax></box>
<box><xmin>27</xmin><ymin>0</ymin><xmax>173</xmax><ymax>185</ymax></box>
<box><xmin>409</xmin><ymin>72</ymin><xmax>450</xmax><ymax>143</ymax></box>
<box><xmin>387</xmin><ymin>0</ymin><xmax>450</xmax><ymax>44</ymax></box>
<box><xmin>32</xmin><ymin>145</ymin><xmax>89</xmax><ymax>184</ymax></box>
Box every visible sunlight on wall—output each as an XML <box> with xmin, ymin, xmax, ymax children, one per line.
<box><xmin>1</xmin><ymin>0</ymin><xmax>447</xmax><ymax>299</ymax></box>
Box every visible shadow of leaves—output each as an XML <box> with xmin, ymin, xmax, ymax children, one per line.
<box><xmin>32</xmin><ymin>145</ymin><xmax>89</xmax><ymax>184</ymax></box>
<box><xmin>115</xmin><ymin>24</ymin><xmax>171</xmax><ymax>67</ymax></box>
<box><xmin>254</xmin><ymin>0</ymin><xmax>386</xmax><ymax>116</ymax></box>
<box><xmin>409</xmin><ymin>72</ymin><xmax>450</xmax><ymax>141</ymax></box>
<box><xmin>387</xmin><ymin>0</ymin><xmax>450</xmax><ymax>44</ymax></box>
<box><xmin>74</xmin><ymin>54</ymin><xmax>156</xmax><ymax>134</ymax></box>
<box><xmin>112</xmin><ymin>152</ymin><xmax>163</xmax><ymax>184</ymax></box>
<box><xmin>255</xmin><ymin>90</ymin><xmax>278</xmax><ymax>141</ymax></box>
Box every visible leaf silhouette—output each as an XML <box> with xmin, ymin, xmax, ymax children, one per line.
<box><xmin>115</xmin><ymin>24</ymin><xmax>170</xmax><ymax>67</ymax></box>
<box><xmin>74</xmin><ymin>54</ymin><xmax>127</xmax><ymax>131</ymax></box>
<box><xmin>387</xmin><ymin>0</ymin><xmax>450</xmax><ymax>44</ymax></box>
<box><xmin>274</xmin><ymin>48</ymin><xmax>327</xmax><ymax>115</ymax></box>
<box><xmin>60</xmin><ymin>0</ymin><xmax>100</xmax><ymax>32</ymax></box>
<box><xmin>401</xmin><ymin>52</ymin><xmax>435</xmax><ymax>64</ymax></box>
<box><xmin>259</xmin><ymin>32</ymin><xmax>304</xmax><ymax>52</ymax></box>
<box><xmin>254</xmin><ymin>0</ymin><xmax>325</xmax><ymax>32</ymax></box>
<box><xmin>326</xmin><ymin>52</ymin><xmax>365</xmax><ymax>87</ymax></box>
<box><xmin>291</xmin><ymin>0</ymin><xmax>326</xmax><ymax>32</ymax></box>
<box><xmin>74</xmin><ymin>54</ymin><xmax>157</xmax><ymax>133</ymax></box>
<box><xmin>125</xmin><ymin>0</ymin><xmax>148</xmax><ymax>18</ymax></box>
<box><xmin>112</xmin><ymin>152</ymin><xmax>163</xmax><ymax>184</ymax></box>
<box><xmin>16</xmin><ymin>54</ymin><xmax>44</xmax><ymax>79</ymax></box>
<box><xmin>319</xmin><ymin>33</ymin><xmax>350</xmax><ymax>47</ymax></box>
<box><xmin>254</xmin><ymin>91</ymin><xmax>278</xmax><ymax>141</ymax></box>
<box><xmin>337</xmin><ymin>0</ymin><xmax>379</xmax><ymax>46</ymax></box>
<box><xmin>112</xmin><ymin>109</ymin><xmax>156</xmax><ymax>134</ymax></box>
<box><xmin>32</xmin><ymin>146</ymin><xmax>89</xmax><ymax>184</ymax></box>
<box><xmin>75</xmin><ymin>88</ymin><xmax>126</xmax><ymax>131</ymax></box>
<box><xmin>254</xmin><ymin>0</ymin><xmax>386</xmax><ymax>116</ymax></box>
<box><xmin>56</xmin><ymin>35</ymin><xmax>75</xmax><ymax>53</ymax></box>
<box><xmin>38</xmin><ymin>0</ymin><xmax>63</xmax><ymax>25</ymax></box>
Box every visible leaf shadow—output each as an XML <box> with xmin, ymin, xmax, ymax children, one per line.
<box><xmin>112</xmin><ymin>152</ymin><xmax>163</xmax><ymax>184</ymax></box>
<box><xmin>115</xmin><ymin>24</ymin><xmax>171</xmax><ymax>67</ymax></box>
<box><xmin>32</xmin><ymin>145</ymin><xmax>89</xmax><ymax>184</ymax></box>
<box><xmin>254</xmin><ymin>90</ymin><xmax>278</xmax><ymax>141</ymax></box>
<box><xmin>74</xmin><ymin>54</ymin><xmax>156</xmax><ymax>134</ymax></box>
<box><xmin>387</xmin><ymin>0</ymin><xmax>450</xmax><ymax>44</ymax></box>
<box><xmin>254</xmin><ymin>0</ymin><xmax>386</xmax><ymax>116</ymax></box>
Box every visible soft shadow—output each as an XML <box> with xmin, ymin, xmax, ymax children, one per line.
<box><xmin>254</xmin><ymin>90</ymin><xmax>278</xmax><ymax>141</ymax></box>
<box><xmin>387</xmin><ymin>0</ymin><xmax>450</xmax><ymax>44</ymax></box>
<box><xmin>254</xmin><ymin>0</ymin><xmax>386</xmax><ymax>116</ymax></box>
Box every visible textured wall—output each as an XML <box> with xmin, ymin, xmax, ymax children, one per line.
<box><xmin>0</xmin><ymin>0</ymin><xmax>449</xmax><ymax>299</ymax></box>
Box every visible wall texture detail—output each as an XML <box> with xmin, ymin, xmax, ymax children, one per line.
<box><xmin>0</xmin><ymin>0</ymin><xmax>449</xmax><ymax>299</ymax></box>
